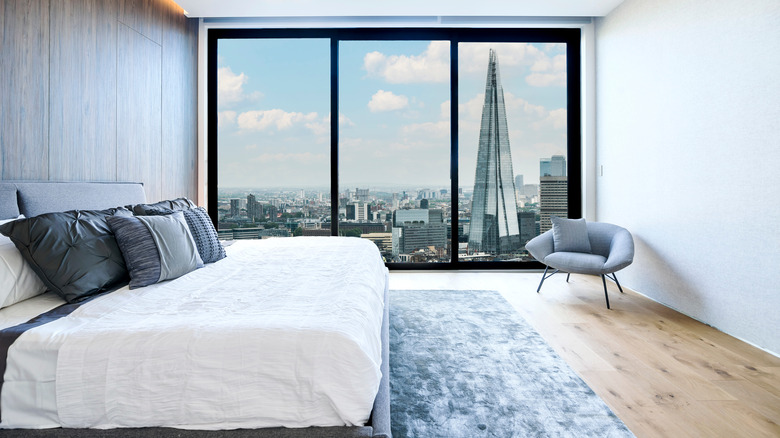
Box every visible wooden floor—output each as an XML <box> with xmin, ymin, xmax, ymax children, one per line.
<box><xmin>389</xmin><ymin>271</ymin><xmax>780</xmax><ymax>438</ymax></box>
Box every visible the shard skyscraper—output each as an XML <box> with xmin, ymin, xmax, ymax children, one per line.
<box><xmin>468</xmin><ymin>49</ymin><xmax>521</xmax><ymax>255</ymax></box>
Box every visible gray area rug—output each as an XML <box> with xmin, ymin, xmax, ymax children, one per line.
<box><xmin>389</xmin><ymin>289</ymin><xmax>634</xmax><ymax>438</ymax></box>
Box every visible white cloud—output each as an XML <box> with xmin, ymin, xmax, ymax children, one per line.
<box><xmin>217</xmin><ymin>66</ymin><xmax>262</xmax><ymax>107</ymax></box>
<box><xmin>368</xmin><ymin>90</ymin><xmax>409</xmax><ymax>112</ymax></box>
<box><xmin>305</xmin><ymin>113</ymin><xmax>355</xmax><ymax>136</ymax></box>
<box><xmin>533</xmin><ymin>108</ymin><xmax>567</xmax><ymax>130</ymax></box>
<box><xmin>237</xmin><ymin>109</ymin><xmax>318</xmax><ymax>131</ymax></box>
<box><xmin>364</xmin><ymin>41</ymin><xmax>449</xmax><ymax>83</ymax></box>
<box><xmin>401</xmin><ymin>121</ymin><xmax>450</xmax><ymax>138</ymax></box>
<box><xmin>440</xmin><ymin>100</ymin><xmax>450</xmax><ymax>120</ymax></box>
<box><xmin>526</xmin><ymin>54</ymin><xmax>566</xmax><ymax>87</ymax></box>
<box><xmin>218</xmin><ymin>110</ymin><xmax>237</xmax><ymax>127</ymax></box>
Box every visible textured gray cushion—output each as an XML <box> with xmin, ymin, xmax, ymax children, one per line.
<box><xmin>551</xmin><ymin>216</ymin><xmax>592</xmax><ymax>254</ymax></box>
<box><xmin>182</xmin><ymin>207</ymin><xmax>226</xmax><ymax>264</ymax></box>
<box><xmin>0</xmin><ymin>187</ymin><xmax>19</xmax><ymax>220</ymax></box>
<box><xmin>131</xmin><ymin>197</ymin><xmax>195</xmax><ymax>216</ymax></box>
<box><xmin>0</xmin><ymin>208</ymin><xmax>132</xmax><ymax>303</ymax></box>
<box><xmin>544</xmin><ymin>252</ymin><xmax>608</xmax><ymax>274</ymax></box>
<box><xmin>107</xmin><ymin>212</ymin><xmax>203</xmax><ymax>289</ymax></box>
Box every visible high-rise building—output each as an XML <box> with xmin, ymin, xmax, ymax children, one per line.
<box><xmin>539</xmin><ymin>176</ymin><xmax>568</xmax><ymax>233</ymax></box>
<box><xmin>230</xmin><ymin>199</ymin><xmax>239</xmax><ymax>218</ymax></box>
<box><xmin>540</xmin><ymin>155</ymin><xmax>566</xmax><ymax>177</ymax></box>
<box><xmin>356</xmin><ymin>188</ymin><xmax>370</xmax><ymax>203</ymax></box>
<box><xmin>468</xmin><ymin>49</ymin><xmax>521</xmax><ymax>255</ymax></box>
<box><xmin>246</xmin><ymin>194</ymin><xmax>261</xmax><ymax>222</ymax></box>
<box><xmin>515</xmin><ymin>175</ymin><xmax>524</xmax><ymax>190</ymax></box>
<box><xmin>517</xmin><ymin>211</ymin><xmax>538</xmax><ymax>246</ymax></box>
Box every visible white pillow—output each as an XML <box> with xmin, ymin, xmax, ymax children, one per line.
<box><xmin>0</xmin><ymin>215</ymin><xmax>48</xmax><ymax>308</ymax></box>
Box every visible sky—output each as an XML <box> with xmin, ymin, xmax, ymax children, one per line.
<box><xmin>217</xmin><ymin>39</ymin><xmax>567</xmax><ymax>190</ymax></box>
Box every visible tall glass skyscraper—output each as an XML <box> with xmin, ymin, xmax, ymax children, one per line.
<box><xmin>468</xmin><ymin>50</ymin><xmax>521</xmax><ymax>255</ymax></box>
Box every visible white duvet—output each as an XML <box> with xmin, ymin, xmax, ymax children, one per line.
<box><xmin>0</xmin><ymin>237</ymin><xmax>388</xmax><ymax>430</ymax></box>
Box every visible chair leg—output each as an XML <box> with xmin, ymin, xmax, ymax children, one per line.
<box><xmin>601</xmin><ymin>274</ymin><xmax>611</xmax><ymax>309</ymax></box>
<box><xmin>536</xmin><ymin>266</ymin><xmax>559</xmax><ymax>293</ymax></box>
<box><xmin>537</xmin><ymin>266</ymin><xmax>549</xmax><ymax>293</ymax></box>
<box><xmin>611</xmin><ymin>273</ymin><xmax>624</xmax><ymax>293</ymax></box>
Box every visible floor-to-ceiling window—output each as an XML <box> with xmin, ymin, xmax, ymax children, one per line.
<box><xmin>208</xmin><ymin>29</ymin><xmax>581</xmax><ymax>269</ymax></box>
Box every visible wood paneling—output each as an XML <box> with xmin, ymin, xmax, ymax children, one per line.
<box><xmin>1</xmin><ymin>0</ymin><xmax>198</xmax><ymax>204</ymax></box>
<box><xmin>0</xmin><ymin>0</ymin><xmax>49</xmax><ymax>180</ymax></box>
<box><xmin>161</xmin><ymin>0</ymin><xmax>198</xmax><ymax>201</ymax></box>
<box><xmin>118</xmin><ymin>0</ymin><xmax>163</xmax><ymax>45</ymax></box>
<box><xmin>48</xmin><ymin>0</ymin><xmax>117</xmax><ymax>182</ymax></box>
<box><xmin>117</xmin><ymin>23</ymin><xmax>162</xmax><ymax>202</ymax></box>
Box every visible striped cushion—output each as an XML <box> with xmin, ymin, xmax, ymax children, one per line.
<box><xmin>107</xmin><ymin>212</ymin><xmax>203</xmax><ymax>289</ymax></box>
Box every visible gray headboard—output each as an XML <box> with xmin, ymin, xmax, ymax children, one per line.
<box><xmin>0</xmin><ymin>181</ymin><xmax>147</xmax><ymax>219</ymax></box>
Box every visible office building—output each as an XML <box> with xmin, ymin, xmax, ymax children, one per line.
<box><xmin>468</xmin><ymin>49</ymin><xmax>521</xmax><ymax>254</ymax></box>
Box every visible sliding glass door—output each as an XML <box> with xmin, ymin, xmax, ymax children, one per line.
<box><xmin>339</xmin><ymin>41</ymin><xmax>451</xmax><ymax>264</ymax></box>
<box><xmin>208</xmin><ymin>29</ymin><xmax>580</xmax><ymax>269</ymax></box>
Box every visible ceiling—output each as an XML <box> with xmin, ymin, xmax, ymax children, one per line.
<box><xmin>174</xmin><ymin>0</ymin><xmax>626</xmax><ymax>18</ymax></box>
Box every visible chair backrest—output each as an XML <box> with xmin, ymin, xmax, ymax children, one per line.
<box><xmin>586</xmin><ymin>222</ymin><xmax>629</xmax><ymax>257</ymax></box>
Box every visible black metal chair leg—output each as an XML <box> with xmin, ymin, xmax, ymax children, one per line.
<box><xmin>612</xmin><ymin>273</ymin><xmax>624</xmax><ymax>293</ymax></box>
<box><xmin>566</xmin><ymin>273</ymin><xmax>570</xmax><ymax>282</ymax></box>
<box><xmin>601</xmin><ymin>274</ymin><xmax>611</xmax><ymax>309</ymax></box>
<box><xmin>537</xmin><ymin>266</ymin><xmax>549</xmax><ymax>293</ymax></box>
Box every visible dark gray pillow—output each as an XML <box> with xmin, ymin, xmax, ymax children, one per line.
<box><xmin>551</xmin><ymin>216</ymin><xmax>592</xmax><ymax>254</ymax></box>
<box><xmin>0</xmin><ymin>187</ymin><xmax>20</xmax><ymax>220</ymax></box>
<box><xmin>0</xmin><ymin>208</ymin><xmax>132</xmax><ymax>303</ymax></box>
<box><xmin>107</xmin><ymin>212</ymin><xmax>203</xmax><ymax>289</ymax></box>
<box><xmin>130</xmin><ymin>197</ymin><xmax>195</xmax><ymax>216</ymax></box>
<box><xmin>182</xmin><ymin>207</ymin><xmax>226</xmax><ymax>264</ymax></box>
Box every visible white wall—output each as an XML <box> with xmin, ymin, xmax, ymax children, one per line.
<box><xmin>595</xmin><ymin>0</ymin><xmax>780</xmax><ymax>354</ymax></box>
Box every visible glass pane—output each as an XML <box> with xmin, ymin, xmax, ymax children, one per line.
<box><xmin>339</xmin><ymin>41</ymin><xmax>451</xmax><ymax>263</ymax></box>
<box><xmin>458</xmin><ymin>42</ymin><xmax>568</xmax><ymax>261</ymax></box>
<box><xmin>216</xmin><ymin>39</ymin><xmax>330</xmax><ymax>240</ymax></box>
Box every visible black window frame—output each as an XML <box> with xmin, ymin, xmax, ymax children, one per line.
<box><xmin>207</xmin><ymin>27</ymin><xmax>581</xmax><ymax>270</ymax></box>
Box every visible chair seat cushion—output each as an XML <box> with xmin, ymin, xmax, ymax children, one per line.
<box><xmin>544</xmin><ymin>251</ymin><xmax>608</xmax><ymax>274</ymax></box>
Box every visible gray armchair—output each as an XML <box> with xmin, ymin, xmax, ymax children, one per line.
<box><xmin>525</xmin><ymin>221</ymin><xmax>634</xmax><ymax>309</ymax></box>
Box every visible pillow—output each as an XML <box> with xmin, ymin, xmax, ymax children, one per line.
<box><xmin>0</xmin><ymin>208</ymin><xmax>132</xmax><ymax>303</ymax></box>
<box><xmin>550</xmin><ymin>216</ymin><xmax>592</xmax><ymax>254</ymax></box>
<box><xmin>0</xmin><ymin>215</ymin><xmax>48</xmax><ymax>308</ymax></box>
<box><xmin>182</xmin><ymin>207</ymin><xmax>226</xmax><ymax>264</ymax></box>
<box><xmin>0</xmin><ymin>187</ymin><xmax>20</xmax><ymax>220</ymax></box>
<box><xmin>130</xmin><ymin>197</ymin><xmax>195</xmax><ymax>216</ymax></box>
<box><xmin>106</xmin><ymin>211</ymin><xmax>203</xmax><ymax>289</ymax></box>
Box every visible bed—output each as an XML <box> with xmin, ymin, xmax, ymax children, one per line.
<box><xmin>0</xmin><ymin>181</ymin><xmax>391</xmax><ymax>437</ymax></box>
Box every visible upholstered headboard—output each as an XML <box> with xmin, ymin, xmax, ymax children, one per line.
<box><xmin>0</xmin><ymin>181</ymin><xmax>147</xmax><ymax>219</ymax></box>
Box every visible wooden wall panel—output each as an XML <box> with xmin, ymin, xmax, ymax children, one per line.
<box><xmin>116</xmin><ymin>23</ymin><xmax>162</xmax><ymax>202</ymax></box>
<box><xmin>48</xmin><ymin>0</ymin><xmax>118</xmax><ymax>182</ymax></box>
<box><xmin>0</xmin><ymin>0</ymin><xmax>49</xmax><ymax>180</ymax></box>
<box><xmin>161</xmin><ymin>1</ymin><xmax>198</xmax><ymax>201</ymax></box>
<box><xmin>118</xmin><ymin>0</ymin><xmax>163</xmax><ymax>44</ymax></box>
<box><xmin>1</xmin><ymin>0</ymin><xmax>197</xmax><ymax>203</ymax></box>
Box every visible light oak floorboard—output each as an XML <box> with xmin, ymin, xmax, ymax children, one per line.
<box><xmin>389</xmin><ymin>271</ymin><xmax>780</xmax><ymax>438</ymax></box>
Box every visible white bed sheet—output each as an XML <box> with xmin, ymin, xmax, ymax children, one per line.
<box><xmin>0</xmin><ymin>237</ymin><xmax>387</xmax><ymax>430</ymax></box>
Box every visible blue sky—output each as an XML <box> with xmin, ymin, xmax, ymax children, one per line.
<box><xmin>217</xmin><ymin>39</ymin><xmax>567</xmax><ymax>190</ymax></box>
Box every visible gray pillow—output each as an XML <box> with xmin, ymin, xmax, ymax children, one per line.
<box><xmin>130</xmin><ymin>197</ymin><xmax>195</xmax><ymax>216</ymax></box>
<box><xmin>0</xmin><ymin>208</ymin><xmax>132</xmax><ymax>303</ymax></box>
<box><xmin>107</xmin><ymin>212</ymin><xmax>203</xmax><ymax>289</ymax></box>
<box><xmin>182</xmin><ymin>207</ymin><xmax>226</xmax><ymax>264</ymax></box>
<box><xmin>551</xmin><ymin>216</ymin><xmax>592</xmax><ymax>254</ymax></box>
